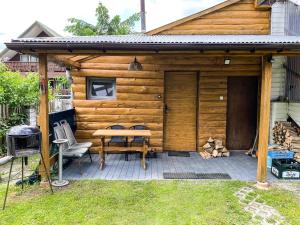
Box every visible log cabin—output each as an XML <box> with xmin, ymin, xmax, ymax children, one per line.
<box><xmin>5</xmin><ymin>0</ymin><xmax>300</xmax><ymax>186</ymax></box>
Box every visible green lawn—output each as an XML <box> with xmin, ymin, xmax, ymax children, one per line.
<box><xmin>0</xmin><ymin>180</ymin><xmax>299</xmax><ymax>225</ymax></box>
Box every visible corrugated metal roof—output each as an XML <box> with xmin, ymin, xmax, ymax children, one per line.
<box><xmin>9</xmin><ymin>34</ymin><xmax>300</xmax><ymax>44</ymax></box>
<box><xmin>5</xmin><ymin>34</ymin><xmax>300</xmax><ymax>52</ymax></box>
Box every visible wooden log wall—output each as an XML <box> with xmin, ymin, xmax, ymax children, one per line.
<box><xmin>158</xmin><ymin>0</ymin><xmax>270</xmax><ymax>35</ymax></box>
<box><xmin>72</xmin><ymin>66</ymin><xmax>164</xmax><ymax>153</ymax></box>
<box><xmin>198</xmin><ymin>76</ymin><xmax>227</xmax><ymax>150</ymax></box>
<box><xmin>72</xmin><ymin>55</ymin><xmax>261</xmax><ymax>153</ymax></box>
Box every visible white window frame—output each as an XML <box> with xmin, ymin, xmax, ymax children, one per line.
<box><xmin>20</xmin><ymin>54</ymin><xmax>29</xmax><ymax>62</ymax></box>
<box><xmin>20</xmin><ymin>54</ymin><xmax>38</xmax><ymax>62</ymax></box>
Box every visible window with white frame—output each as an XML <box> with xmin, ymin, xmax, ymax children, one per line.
<box><xmin>20</xmin><ymin>54</ymin><xmax>38</xmax><ymax>62</ymax></box>
<box><xmin>87</xmin><ymin>77</ymin><xmax>116</xmax><ymax>100</ymax></box>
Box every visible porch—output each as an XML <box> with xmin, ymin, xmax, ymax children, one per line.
<box><xmin>5</xmin><ymin>34</ymin><xmax>300</xmax><ymax>185</ymax></box>
<box><xmin>63</xmin><ymin>151</ymin><xmax>277</xmax><ymax>181</ymax></box>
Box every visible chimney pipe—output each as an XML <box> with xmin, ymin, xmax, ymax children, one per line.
<box><xmin>140</xmin><ymin>0</ymin><xmax>146</xmax><ymax>33</ymax></box>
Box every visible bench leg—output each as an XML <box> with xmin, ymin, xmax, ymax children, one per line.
<box><xmin>78</xmin><ymin>160</ymin><xmax>83</xmax><ymax>175</ymax></box>
<box><xmin>88</xmin><ymin>150</ymin><xmax>93</xmax><ymax>163</ymax></box>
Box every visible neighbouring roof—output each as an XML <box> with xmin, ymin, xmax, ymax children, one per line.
<box><xmin>0</xmin><ymin>21</ymin><xmax>60</xmax><ymax>60</ymax></box>
<box><xmin>5</xmin><ymin>35</ymin><xmax>300</xmax><ymax>51</ymax></box>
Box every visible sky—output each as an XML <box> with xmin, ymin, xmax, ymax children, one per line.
<box><xmin>0</xmin><ymin>0</ymin><xmax>224</xmax><ymax>50</ymax></box>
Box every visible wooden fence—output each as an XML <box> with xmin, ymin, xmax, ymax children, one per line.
<box><xmin>0</xmin><ymin>104</ymin><xmax>9</xmax><ymax>119</ymax></box>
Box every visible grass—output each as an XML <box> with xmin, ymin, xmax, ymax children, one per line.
<box><xmin>257</xmin><ymin>187</ymin><xmax>300</xmax><ymax>225</ymax></box>
<box><xmin>0</xmin><ymin>180</ymin><xmax>299</xmax><ymax>225</ymax></box>
<box><xmin>0</xmin><ymin>156</ymin><xmax>40</xmax><ymax>181</ymax></box>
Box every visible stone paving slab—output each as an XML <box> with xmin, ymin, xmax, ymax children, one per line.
<box><xmin>235</xmin><ymin>186</ymin><xmax>290</xmax><ymax>225</ymax></box>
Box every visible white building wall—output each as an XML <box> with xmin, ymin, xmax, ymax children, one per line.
<box><xmin>288</xmin><ymin>103</ymin><xmax>300</xmax><ymax>126</ymax></box>
<box><xmin>269</xmin><ymin>1</ymin><xmax>300</xmax><ymax>144</ymax></box>
<box><xmin>271</xmin><ymin>57</ymin><xmax>286</xmax><ymax>100</ymax></box>
<box><xmin>271</xmin><ymin>2</ymin><xmax>286</xmax><ymax>35</ymax></box>
<box><xmin>269</xmin><ymin>2</ymin><xmax>288</xmax><ymax>144</ymax></box>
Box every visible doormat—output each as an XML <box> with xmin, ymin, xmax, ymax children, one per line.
<box><xmin>163</xmin><ymin>172</ymin><xmax>198</xmax><ymax>179</ymax></box>
<box><xmin>163</xmin><ymin>172</ymin><xmax>231</xmax><ymax>180</ymax></box>
<box><xmin>197</xmin><ymin>173</ymin><xmax>231</xmax><ymax>180</ymax></box>
<box><xmin>168</xmin><ymin>151</ymin><xmax>190</xmax><ymax>157</ymax></box>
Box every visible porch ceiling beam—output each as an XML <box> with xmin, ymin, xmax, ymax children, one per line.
<box><xmin>68</xmin><ymin>55</ymin><xmax>91</xmax><ymax>62</ymax></box>
<box><xmin>256</xmin><ymin>55</ymin><xmax>272</xmax><ymax>188</ymax></box>
<box><xmin>76</xmin><ymin>55</ymin><xmax>101</xmax><ymax>63</ymax></box>
<box><xmin>48</xmin><ymin>55</ymin><xmax>81</xmax><ymax>69</ymax></box>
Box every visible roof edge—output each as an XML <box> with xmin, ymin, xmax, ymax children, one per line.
<box><xmin>6</xmin><ymin>40</ymin><xmax>300</xmax><ymax>53</ymax></box>
<box><xmin>146</xmin><ymin>0</ymin><xmax>241</xmax><ymax>35</ymax></box>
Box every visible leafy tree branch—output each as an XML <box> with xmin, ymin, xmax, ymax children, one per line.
<box><xmin>65</xmin><ymin>2</ymin><xmax>140</xmax><ymax>36</ymax></box>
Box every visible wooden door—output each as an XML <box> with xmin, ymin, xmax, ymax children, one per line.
<box><xmin>226</xmin><ymin>77</ymin><xmax>258</xmax><ymax>150</ymax></box>
<box><xmin>164</xmin><ymin>72</ymin><xmax>197</xmax><ymax>151</ymax></box>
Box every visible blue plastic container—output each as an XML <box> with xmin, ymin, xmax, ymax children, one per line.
<box><xmin>267</xmin><ymin>150</ymin><xmax>294</xmax><ymax>168</ymax></box>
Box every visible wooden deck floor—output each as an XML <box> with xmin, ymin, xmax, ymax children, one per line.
<box><xmin>63</xmin><ymin>151</ymin><xmax>277</xmax><ymax>181</ymax></box>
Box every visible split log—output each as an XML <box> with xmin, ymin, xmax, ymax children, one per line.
<box><xmin>208</xmin><ymin>137</ymin><xmax>214</xmax><ymax>143</ymax></box>
<box><xmin>222</xmin><ymin>152</ymin><xmax>230</xmax><ymax>157</ymax></box>
<box><xmin>215</xmin><ymin>144</ymin><xmax>224</xmax><ymax>150</ymax></box>
<box><xmin>214</xmin><ymin>139</ymin><xmax>223</xmax><ymax>146</ymax></box>
<box><xmin>203</xmin><ymin>143</ymin><xmax>211</xmax><ymax>149</ymax></box>
<box><xmin>212</xmin><ymin>150</ymin><xmax>219</xmax><ymax>158</ymax></box>
<box><xmin>222</xmin><ymin>147</ymin><xmax>228</xmax><ymax>153</ymax></box>
<box><xmin>200</xmin><ymin>151</ymin><xmax>212</xmax><ymax>160</ymax></box>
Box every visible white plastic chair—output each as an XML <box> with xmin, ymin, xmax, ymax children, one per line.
<box><xmin>60</xmin><ymin>120</ymin><xmax>93</xmax><ymax>149</ymax></box>
<box><xmin>53</xmin><ymin>123</ymin><xmax>92</xmax><ymax>174</ymax></box>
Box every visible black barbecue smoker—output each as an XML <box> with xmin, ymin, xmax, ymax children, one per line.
<box><xmin>2</xmin><ymin>125</ymin><xmax>53</xmax><ymax>210</ymax></box>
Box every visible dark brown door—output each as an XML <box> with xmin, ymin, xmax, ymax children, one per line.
<box><xmin>164</xmin><ymin>72</ymin><xmax>197</xmax><ymax>151</ymax></box>
<box><xmin>226</xmin><ymin>77</ymin><xmax>258</xmax><ymax>150</ymax></box>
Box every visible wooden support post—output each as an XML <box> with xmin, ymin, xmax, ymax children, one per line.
<box><xmin>256</xmin><ymin>56</ymin><xmax>272</xmax><ymax>188</ymax></box>
<box><xmin>38</xmin><ymin>53</ymin><xmax>50</xmax><ymax>177</ymax></box>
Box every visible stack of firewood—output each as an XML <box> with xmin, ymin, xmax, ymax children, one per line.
<box><xmin>273</xmin><ymin>121</ymin><xmax>300</xmax><ymax>162</ymax></box>
<box><xmin>200</xmin><ymin>137</ymin><xmax>230</xmax><ymax>159</ymax></box>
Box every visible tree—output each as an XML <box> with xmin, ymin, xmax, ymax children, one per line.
<box><xmin>0</xmin><ymin>63</ymin><xmax>58</xmax><ymax>155</ymax></box>
<box><xmin>65</xmin><ymin>2</ymin><xmax>140</xmax><ymax>36</ymax></box>
<box><xmin>0</xmin><ymin>64</ymin><xmax>39</xmax><ymax>108</ymax></box>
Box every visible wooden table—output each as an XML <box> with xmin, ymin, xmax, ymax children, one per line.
<box><xmin>93</xmin><ymin>129</ymin><xmax>151</xmax><ymax>170</ymax></box>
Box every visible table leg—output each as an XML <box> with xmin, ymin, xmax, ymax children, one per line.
<box><xmin>99</xmin><ymin>137</ymin><xmax>105</xmax><ymax>170</ymax></box>
<box><xmin>141</xmin><ymin>141</ymin><xmax>148</xmax><ymax>170</ymax></box>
